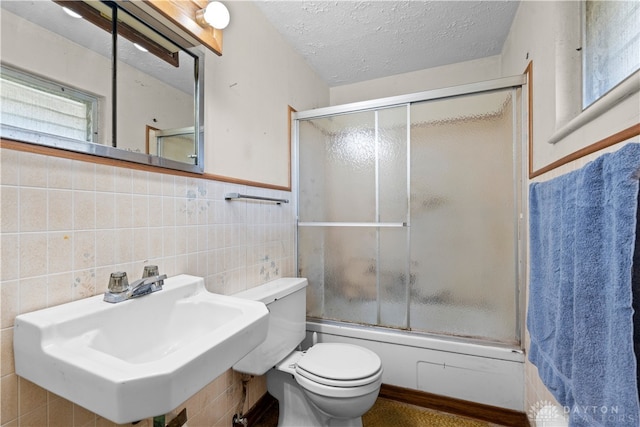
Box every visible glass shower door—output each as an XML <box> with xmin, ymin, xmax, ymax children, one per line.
<box><xmin>298</xmin><ymin>106</ymin><xmax>410</xmax><ymax>328</ymax></box>
<box><xmin>296</xmin><ymin>80</ymin><xmax>523</xmax><ymax>345</ymax></box>
<box><xmin>409</xmin><ymin>88</ymin><xmax>521</xmax><ymax>344</ymax></box>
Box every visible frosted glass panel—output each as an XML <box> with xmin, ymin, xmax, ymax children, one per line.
<box><xmin>298</xmin><ymin>120</ymin><xmax>330</xmax><ymax>223</ymax></box>
<box><xmin>298</xmin><ymin>106</ymin><xmax>408</xmax><ymax>224</ymax></box>
<box><xmin>378</xmin><ymin>107</ymin><xmax>408</xmax><ymax>223</ymax></box>
<box><xmin>378</xmin><ymin>227</ymin><xmax>410</xmax><ymax>328</ymax></box>
<box><xmin>300</xmin><ymin>226</ymin><xmax>378</xmax><ymax>324</ymax></box>
<box><xmin>299</xmin><ymin>226</ymin><xmax>409</xmax><ymax>326</ymax></box>
<box><xmin>409</xmin><ymin>89</ymin><xmax>518</xmax><ymax>344</ymax></box>
<box><xmin>298</xmin><ymin>112</ymin><xmax>376</xmax><ymax>223</ymax></box>
<box><xmin>297</xmin><ymin>226</ymin><xmax>326</xmax><ymax>318</ymax></box>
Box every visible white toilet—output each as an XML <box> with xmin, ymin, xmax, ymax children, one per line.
<box><xmin>233</xmin><ymin>278</ymin><xmax>383</xmax><ymax>427</ymax></box>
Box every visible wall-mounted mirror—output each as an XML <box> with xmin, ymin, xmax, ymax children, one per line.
<box><xmin>0</xmin><ymin>0</ymin><xmax>205</xmax><ymax>173</ymax></box>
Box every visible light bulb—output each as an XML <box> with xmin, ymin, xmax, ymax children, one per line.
<box><xmin>202</xmin><ymin>2</ymin><xmax>230</xmax><ymax>30</ymax></box>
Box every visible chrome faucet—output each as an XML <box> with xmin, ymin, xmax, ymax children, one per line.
<box><xmin>104</xmin><ymin>266</ymin><xmax>166</xmax><ymax>303</ymax></box>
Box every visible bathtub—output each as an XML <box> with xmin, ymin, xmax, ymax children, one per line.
<box><xmin>303</xmin><ymin>319</ymin><xmax>525</xmax><ymax>411</ymax></box>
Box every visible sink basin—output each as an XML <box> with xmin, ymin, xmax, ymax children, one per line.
<box><xmin>13</xmin><ymin>274</ymin><xmax>269</xmax><ymax>424</ymax></box>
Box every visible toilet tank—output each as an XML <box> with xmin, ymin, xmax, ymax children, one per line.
<box><xmin>232</xmin><ymin>278</ymin><xmax>308</xmax><ymax>375</ymax></box>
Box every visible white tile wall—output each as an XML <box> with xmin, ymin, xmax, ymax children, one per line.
<box><xmin>1</xmin><ymin>147</ymin><xmax>294</xmax><ymax>426</ymax></box>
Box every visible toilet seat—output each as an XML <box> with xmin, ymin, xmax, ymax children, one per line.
<box><xmin>295</xmin><ymin>343</ymin><xmax>383</xmax><ymax>388</ymax></box>
<box><xmin>296</xmin><ymin>366</ymin><xmax>382</xmax><ymax>388</ymax></box>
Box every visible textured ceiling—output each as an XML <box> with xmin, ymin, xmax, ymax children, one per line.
<box><xmin>254</xmin><ymin>1</ymin><xmax>520</xmax><ymax>87</ymax></box>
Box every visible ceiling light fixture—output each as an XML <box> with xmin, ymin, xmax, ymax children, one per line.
<box><xmin>195</xmin><ymin>1</ymin><xmax>230</xmax><ymax>30</ymax></box>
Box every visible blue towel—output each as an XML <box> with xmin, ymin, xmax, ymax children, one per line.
<box><xmin>528</xmin><ymin>143</ymin><xmax>640</xmax><ymax>426</ymax></box>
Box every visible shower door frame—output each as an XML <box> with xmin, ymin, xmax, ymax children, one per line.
<box><xmin>293</xmin><ymin>74</ymin><xmax>528</xmax><ymax>347</ymax></box>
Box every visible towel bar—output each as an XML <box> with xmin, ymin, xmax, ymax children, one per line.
<box><xmin>224</xmin><ymin>192</ymin><xmax>289</xmax><ymax>204</ymax></box>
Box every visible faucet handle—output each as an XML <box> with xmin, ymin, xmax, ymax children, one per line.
<box><xmin>108</xmin><ymin>271</ymin><xmax>129</xmax><ymax>293</ymax></box>
<box><xmin>142</xmin><ymin>265</ymin><xmax>159</xmax><ymax>278</ymax></box>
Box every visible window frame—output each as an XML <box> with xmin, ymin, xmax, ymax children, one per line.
<box><xmin>1</xmin><ymin>64</ymin><xmax>100</xmax><ymax>144</ymax></box>
<box><xmin>581</xmin><ymin>0</ymin><xmax>640</xmax><ymax>110</ymax></box>
<box><xmin>547</xmin><ymin>0</ymin><xmax>640</xmax><ymax>145</ymax></box>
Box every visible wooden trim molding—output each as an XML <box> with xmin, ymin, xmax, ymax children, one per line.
<box><xmin>207</xmin><ymin>173</ymin><xmax>291</xmax><ymax>191</ymax></box>
<box><xmin>145</xmin><ymin>125</ymin><xmax>159</xmax><ymax>155</ymax></box>
<box><xmin>243</xmin><ymin>385</ymin><xmax>531</xmax><ymax>426</ymax></box>
<box><xmin>525</xmin><ymin>61</ymin><xmax>535</xmax><ymax>179</ymax></box>
<box><xmin>526</xmin><ymin>60</ymin><xmax>640</xmax><ymax>179</ymax></box>
<box><xmin>0</xmin><ymin>139</ymin><xmax>291</xmax><ymax>191</ymax></box>
<box><xmin>54</xmin><ymin>1</ymin><xmax>181</xmax><ymax>67</ymax></box>
<box><xmin>144</xmin><ymin>0</ymin><xmax>223</xmax><ymax>56</ymax></box>
<box><xmin>286</xmin><ymin>105</ymin><xmax>297</xmax><ymax>192</ymax></box>
<box><xmin>379</xmin><ymin>384</ymin><xmax>531</xmax><ymax>427</ymax></box>
<box><xmin>530</xmin><ymin>123</ymin><xmax>640</xmax><ymax>179</ymax></box>
<box><xmin>529</xmin><ymin>123</ymin><xmax>640</xmax><ymax>179</ymax></box>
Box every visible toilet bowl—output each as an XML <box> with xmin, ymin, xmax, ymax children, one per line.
<box><xmin>232</xmin><ymin>278</ymin><xmax>383</xmax><ymax>427</ymax></box>
<box><xmin>295</xmin><ymin>343</ymin><xmax>382</xmax><ymax>423</ymax></box>
<box><xmin>268</xmin><ymin>344</ymin><xmax>382</xmax><ymax>427</ymax></box>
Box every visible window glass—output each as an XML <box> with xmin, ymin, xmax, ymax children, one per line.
<box><xmin>0</xmin><ymin>66</ymin><xmax>98</xmax><ymax>142</ymax></box>
<box><xmin>583</xmin><ymin>0</ymin><xmax>640</xmax><ymax>108</ymax></box>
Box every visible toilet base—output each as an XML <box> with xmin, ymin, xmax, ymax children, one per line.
<box><xmin>266</xmin><ymin>369</ymin><xmax>364</xmax><ymax>427</ymax></box>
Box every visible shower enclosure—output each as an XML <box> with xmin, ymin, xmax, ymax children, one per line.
<box><xmin>295</xmin><ymin>76</ymin><xmax>526</xmax><ymax>346</ymax></box>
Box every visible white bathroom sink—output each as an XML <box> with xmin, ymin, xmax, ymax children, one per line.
<box><xmin>13</xmin><ymin>274</ymin><xmax>269</xmax><ymax>424</ymax></box>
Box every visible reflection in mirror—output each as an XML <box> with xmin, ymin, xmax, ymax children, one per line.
<box><xmin>0</xmin><ymin>0</ymin><xmax>204</xmax><ymax>173</ymax></box>
<box><xmin>1</xmin><ymin>0</ymin><xmax>113</xmax><ymax>146</ymax></box>
<box><xmin>147</xmin><ymin>126</ymin><xmax>197</xmax><ymax>165</ymax></box>
<box><xmin>114</xmin><ymin>5</ymin><xmax>198</xmax><ymax>165</ymax></box>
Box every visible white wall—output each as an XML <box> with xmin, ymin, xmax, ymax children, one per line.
<box><xmin>500</xmin><ymin>1</ymin><xmax>640</xmax><ymax>171</ymax></box>
<box><xmin>329</xmin><ymin>55</ymin><xmax>501</xmax><ymax>105</ymax></box>
<box><xmin>204</xmin><ymin>1</ymin><xmax>329</xmax><ymax>186</ymax></box>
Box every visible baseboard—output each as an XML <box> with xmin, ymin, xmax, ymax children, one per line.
<box><xmin>236</xmin><ymin>392</ymin><xmax>277</xmax><ymax>427</ymax></box>
<box><xmin>240</xmin><ymin>385</ymin><xmax>531</xmax><ymax>427</ymax></box>
<box><xmin>379</xmin><ymin>384</ymin><xmax>531</xmax><ymax>427</ymax></box>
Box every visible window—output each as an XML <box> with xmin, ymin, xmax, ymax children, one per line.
<box><xmin>583</xmin><ymin>0</ymin><xmax>640</xmax><ymax>108</ymax></box>
<box><xmin>0</xmin><ymin>65</ymin><xmax>99</xmax><ymax>143</ymax></box>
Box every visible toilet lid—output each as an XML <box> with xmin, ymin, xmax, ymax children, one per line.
<box><xmin>296</xmin><ymin>343</ymin><xmax>382</xmax><ymax>382</ymax></box>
